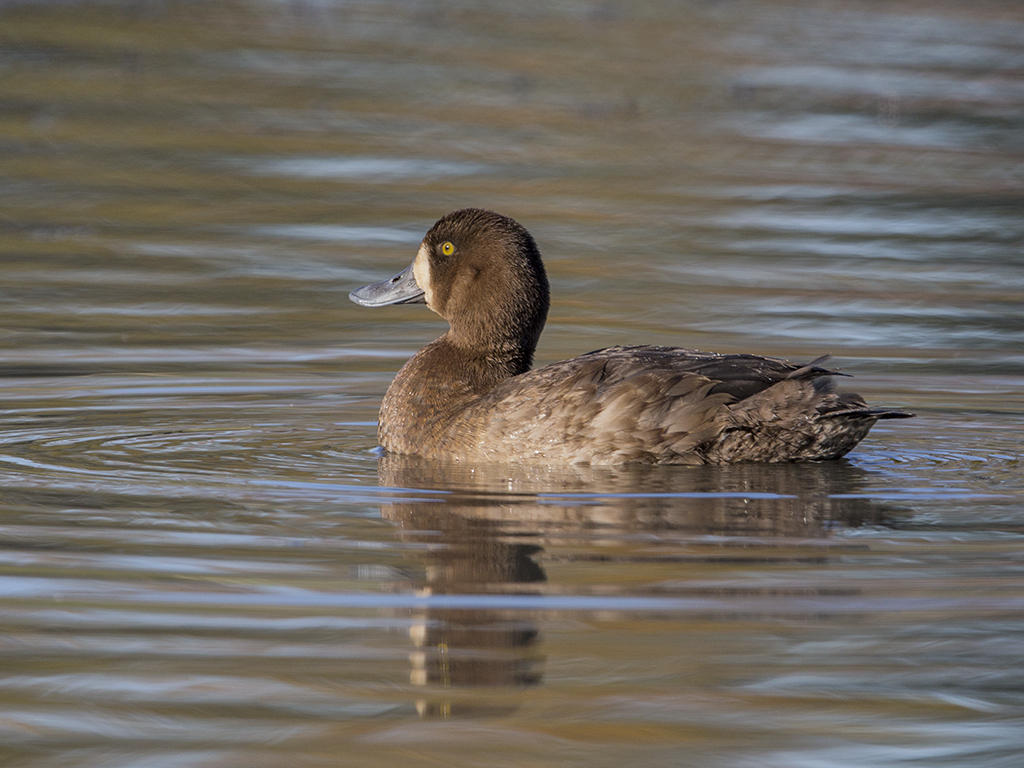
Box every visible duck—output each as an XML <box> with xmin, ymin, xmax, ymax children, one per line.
<box><xmin>350</xmin><ymin>208</ymin><xmax>912</xmax><ymax>465</ymax></box>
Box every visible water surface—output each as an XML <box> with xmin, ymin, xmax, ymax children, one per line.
<box><xmin>1</xmin><ymin>1</ymin><xmax>1023</xmax><ymax>766</ymax></box>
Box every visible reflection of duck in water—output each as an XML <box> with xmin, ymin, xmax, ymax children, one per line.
<box><xmin>380</xmin><ymin>455</ymin><xmax>903</xmax><ymax>537</ymax></box>
<box><xmin>383</xmin><ymin>462</ymin><xmax>548</xmax><ymax>719</ymax></box>
<box><xmin>398</xmin><ymin>501</ymin><xmax>546</xmax><ymax>707</ymax></box>
<box><xmin>351</xmin><ymin>208</ymin><xmax>912</xmax><ymax>465</ymax></box>
<box><xmin>379</xmin><ymin>456</ymin><xmax>907</xmax><ymax>718</ymax></box>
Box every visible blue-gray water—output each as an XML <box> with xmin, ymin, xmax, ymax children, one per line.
<box><xmin>1</xmin><ymin>1</ymin><xmax>1022</xmax><ymax>766</ymax></box>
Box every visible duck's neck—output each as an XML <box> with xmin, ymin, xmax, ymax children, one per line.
<box><xmin>377</xmin><ymin>333</ymin><xmax>533</xmax><ymax>454</ymax></box>
<box><xmin>430</xmin><ymin>331</ymin><xmax>534</xmax><ymax>385</ymax></box>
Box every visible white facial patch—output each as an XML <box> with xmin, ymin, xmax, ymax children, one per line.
<box><xmin>413</xmin><ymin>243</ymin><xmax>435</xmax><ymax>308</ymax></box>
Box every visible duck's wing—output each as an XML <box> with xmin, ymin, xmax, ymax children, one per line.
<box><xmin>466</xmin><ymin>368</ymin><xmax>717</xmax><ymax>463</ymax></box>
<box><xmin>461</xmin><ymin>345</ymin><xmax>772</xmax><ymax>464</ymax></box>
<box><xmin>462</xmin><ymin>345</ymin><xmax>909</xmax><ymax>464</ymax></box>
<box><xmin>577</xmin><ymin>345</ymin><xmax>838</xmax><ymax>402</ymax></box>
<box><xmin>580</xmin><ymin>346</ymin><xmax>913</xmax><ymax>419</ymax></box>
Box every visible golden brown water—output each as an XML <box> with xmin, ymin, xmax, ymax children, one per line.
<box><xmin>1</xmin><ymin>1</ymin><xmax>1023</xmax><ymax>766</ymax></box>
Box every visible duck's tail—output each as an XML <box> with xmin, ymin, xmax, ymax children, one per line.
<box><xmin>791</xmin><ymin>356</ymin><xmax>914</xmax><ymax>421</ymax></box>
<box><xmin>818</xmin><ymin>406</ymin><xmax>915</xmax><ymax>420</ymax></box>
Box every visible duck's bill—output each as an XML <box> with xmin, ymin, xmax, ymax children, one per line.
<box><xmin>348</xmin><ymin>262</ymin><xmax>425</xmax><ymax>307</ymax></box>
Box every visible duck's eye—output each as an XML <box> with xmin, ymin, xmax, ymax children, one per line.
<box><xmin>439</xmin><ymin>241</ymin><xmax>455</xmax><ymax>256</ymax></box>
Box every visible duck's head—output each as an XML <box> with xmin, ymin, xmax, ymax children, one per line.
<box><xmin>350</xmin><ymin>209</ymin><xmax>550</xmax><ymax>365</ymax></box>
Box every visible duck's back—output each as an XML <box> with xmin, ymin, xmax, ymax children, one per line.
<box><xmin>428</xmin><ymin>345</ymin><xmax>909</xmax><ymax>465</ymax></box>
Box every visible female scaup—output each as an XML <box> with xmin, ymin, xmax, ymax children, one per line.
<box><xmin>350</xmin><ymin>208</ymin><xmax>911</xmax><ymax>464</ymax></box>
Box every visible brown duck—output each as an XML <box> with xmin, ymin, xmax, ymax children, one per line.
<box><xmin>350</xmin><ymin>208</ymin><xmax>911</xmax><ymax>464</ymax></box>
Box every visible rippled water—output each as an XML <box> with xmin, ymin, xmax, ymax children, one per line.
<box><xmin>2</xmin><ymin>1</ymin><xmax>1023</xmax><ymax>766</ymax></box>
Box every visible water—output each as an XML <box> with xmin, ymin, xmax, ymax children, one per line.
<box><xmin>1</xmin><ymin>1</ymin><xmax>1023</xmax><ymax>766</ymax></box>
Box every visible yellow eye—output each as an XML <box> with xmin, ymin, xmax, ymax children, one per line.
<box><xmin>440</xmin><ymin>241</ymin><xmax>455</xmax><ymax>256</ymax></box>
